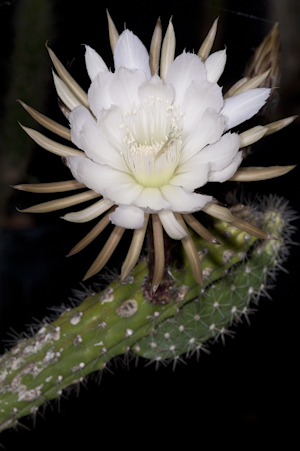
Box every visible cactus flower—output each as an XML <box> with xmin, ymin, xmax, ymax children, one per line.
<box><xmin>15</xmin><ymin>14</ymin><xmax>295</xmax><ymax>289</ymax></box>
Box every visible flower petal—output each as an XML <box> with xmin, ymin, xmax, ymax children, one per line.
<box><xmin>170</xmin><ymin>163</ymin><xmax>210</xmax><ymax>191</ymax></box>
<box><xmin>165</xmin><ymin>52</ymin><xmax>206</xmax><ymax>107</ymax></box>
<box><xmin>62</xmin><ymin>199</ymin><xmax>114</xmax><ymax>223</ymax></box>
<box><xmin>85</xmin><ymin>45</ymin><xmax>108</xmax><ymax>80</ymax></box>
<box><xmin>182</xmin><ymin>80</ymin><xmax>224</xmax><ymax>137</ymax></box>
<box><xmin>114</xmin><ymin>30</ymin><xmax>151</xmax><ymax>79</ymax></box>
<box><xmin>138</xmin><ymin>74</ymin><xmax>174</xmax><ymax>105</ymax></box>
<box><xmin>188</xmin><ymin>132</ymin><xmax>240</xmax><ymax>172</ymax></box>
<box><xmin>158</xmin><ymin>210</ymin><xmax>187</xmax><ymax>239</ymax></box>
<box><xmin>108</xmin><ymin>67</ymin><xmax>147</xmax><ymax>112</ymax></box>
<box><xmin>105</xmin><ymin>182</ymin><xmax>143</xmax><ymax>205</ymax></box>
<box><xmin>97</xmin><ymin>105</ymin><xmax>124</xmax><ymax>154</ymax></box>
<box><xmin>109</xmin><ymin>205</ymin><xmax>145</xmax><ymax>229</ymax></box>
<box><xmin>133</xmin><ymin>187</ymin><xmax>171</xmax><ymax>212</ymax></box>
<box><xmin>221</xmin><ymin>88</ymin><xmax>270</xmax><ymax>131</ymax></box>
<box><xmin>66</xmin><ymin>156</ymin><xmax>135</xmax><ymax>197</ymax></box>
<box><xmin>205</xmin><ymin>49</ymin><xmax>226</xmax><ymax>83</ymax></box>
<box><xmin>208</xmin><ymin>151</ymin><xmax>243</xmax><ymax>182</ymax></box>
<box><xmin>180</xmin><ymin>108</ymin><xmax>225</xmax><ymax>163</ymax></box>
<box><xmin>161</xmin><ymin>184</ymin><xmax>212</xmax><ymax>213</ymax></box>
<box><xmin>88</xmin><ymin>70</ymin><xmax>114</xmax><ymax>117</ymax></box>
<box><xmin>69</xmin><ymin>106</ymin><xmax>126</xmax><ymax>171</ymax></box>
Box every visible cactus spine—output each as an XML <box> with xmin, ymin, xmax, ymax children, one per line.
<box><xmin>0</xmin><ymin>196</ymin><xmax>294</xmax><ymax>432</ymax></box>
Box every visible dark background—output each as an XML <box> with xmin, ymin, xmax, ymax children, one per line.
<box><xmin>0</xmin><ymin>0</ymin><xmax>299</xmax><ymax>448</ymax></box>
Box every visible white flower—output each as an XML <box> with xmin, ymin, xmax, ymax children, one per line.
<box><xmin>67</xmin><ymin>30</ymin><xmax>269</xmax><ymax>240</ymax></box>
<box><xmin>16</xmin><ymin>15</ymin><xmax>294</xmax><ymax>291</ymax></box>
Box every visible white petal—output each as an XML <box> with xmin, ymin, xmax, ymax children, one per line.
<box><xmin>208</xmin><ymin>151</ymin><xmax>243</xmax><ymax>182</ymax></box>
<box><xmin>170</xmin><ymin>163</ymin><xmax>210</xmax><ymax>191</ymax></box>
<box><xmin>88</xmin><ymin>70</ymin><xmax>114</xmax><ymax>117</ymax></box>
<box><xmin>114</xmin><ymin>30</ymin><xmax>151</xmax><ymax>79</ymax></box>
<box><xmin>108</xmin><ymin>67</ymin><xmax>146</xmax><ymax>112</ymax></box>
<box><xmin>165</xmin><ymin>52</ymin><xmax>206</xmax><ymax>107</ymax></box>
<box><xmin>97</xmin><ymin>106</ymin><xmax>124</xmax><ymax>154</ymax></box>
<box><xmin>160</xmin><ymin>185</ymin><xmax>212</xmax><ymax>213</ymax></box>
<box><xmin>105</xmin><ymin>182</ymin><xmax>143</xmax><ymax>205</ymax></box>
<box><xmin>133</xmin><ymin>187</ymin><xmax>170</xmax><ymax>212</ymax></box>
<box><xmin>109</xmin><ymin>205</ymin><xmax>145</xmax><ymax>229</ymax></box>
<box><xmin>158</xmin><ymin>210</ymin><xmax>187</xmax><ymax>239</ymax></box>
<box><xmin>69</xmin><ymin>106</ymin><xmax>125</xmax><ymax>171</ymax></box>
<box><xmin>85</xmin><ymin>45</ymin><xmax>108</xmax><ymax>80</ymax></box>
<box><xmin>62</xmin><ymin>199</ymin><xmax>114</xmax><ymax>223</ymax></box>
<box><xmin>205</xmin><ymin>49</ymin><xmax>226</xmax><ymax>83</ymax></box>
<box><xmin>180</xmin><ymin>108</ymin><xmax>225</xmax><ymax>163</ymax></box>
<box><xmin>69</xmin><ymin>105</ymin><xmax>93</xmax><ymax>149</ymax></box>
<box><xmin>189</xmin><ymin>132</ymin><xmax>240</xmax><ymax>172</ymax></box>
<box><xmin>221</xmin><ymin>88</ymin><xmax>270</xmax><ymax>131</ymax></box>
<box><xmin>182</xmin><ymin>80</ymin><xmax>224</xmax><ymax>137</ymax></box>
<box><xmin>66</xmin><ymin>156</ymin><xmax>135</xmax><ymax>197</ymax></box>
<box><xmin>138</xmin><ymin>74</ymin><xmax>174</xmax><ymax>105</ymax></box>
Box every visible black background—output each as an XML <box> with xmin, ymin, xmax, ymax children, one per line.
<box><xmin>0</xmin><ymin>0</ymin><xmax>299</xmax><ymax>448</ymax></box>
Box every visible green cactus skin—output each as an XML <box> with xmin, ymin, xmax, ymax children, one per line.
<box><xmin>0</xmin><ymin>197</ymin><xmax>294</xmax><ymax>433</ymax></box>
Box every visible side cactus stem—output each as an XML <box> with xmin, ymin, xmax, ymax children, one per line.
<box><xmin>0</xmin><ymin>196</ymin><xmax>295</xmax><ymax>432</ymax></box>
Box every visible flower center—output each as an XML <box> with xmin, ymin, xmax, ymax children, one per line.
<box><xmin>120</xmin><ymin>94</ymin><xmax>183</xmax><ymax>188</ymax></box>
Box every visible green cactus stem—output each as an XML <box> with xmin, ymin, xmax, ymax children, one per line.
<box><xmin>0</xmin><ymin>196</ymin><xmax>295</xmax><ymax>432</ymax></box>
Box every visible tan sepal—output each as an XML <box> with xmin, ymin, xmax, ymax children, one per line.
<box><xmin>239</xmin><ymin>126</ymin><xmax>267</xmax><ymax>148</ymax></box>
<box><xmin>46</xmin><ymin>43</ymin><xmax>89</xmax><ymax>108</ymax></box>
<box><xmin>202</xmin><ymin>202</ymin><xmax>234</xmax><ymax>222</ymax></box>
<box><xmin>67</xmin><ymin>207</ymin><xmax>115</xmax><ymax>256</ymax></box>
<box><xmin>17</xmin><ymin>190</ymin><xmax>100</xmax><ymax>213</ymax></box>
<box><xmin>150</xmin><ymin>17</ymin><xmax>162</xmax><ymax>76</ymax></box>
<box><xmin>198</xmin><ymin>17</ymin><xmax>219</xmax><ymax>61</ymax></box>
<box><xmin>151</xmin><ymin>214</ymin><xmax>165</xmax><ymax>294</ymax></box>
<box><xmin>160</xmin><ymin>18</ymin><xmax>175</xmax><ymax>82</ymax></box>
<box><xmin>83</xmin><ymin>226</ymin><xmax>125</xmax><ymax>280</ymax></box>
<box><xmin>264</xmin><ymin>115</ymin><xmax>298</xmax><ymax>136</ymax></box>
<box><xmin>230</xmin><ymin>216</ymin><xmax>271</xmax><ymax>240</ymax></box>
<box><xmin>106</xmin><ymin>10</ymin><xmax>119</xmax><ymax>53</ymax></box>
<box><xmin>224</xmin><ymin>77</ymin><xmax>249</xmax><ymax>99</ymax></box>
<box><xmin>18</xmin><ymin>100</ymin><xmax>71</xmax><ymax>141</ymax></box>
<box><xmin>174</xmin><ymin>213</ymin><xmax>203</xmax><ymax>287</ymax></box>
<box><xmin>230</xmin><ymin>69</ymin><xmax>271</xmax><ymax>96</ymax></box>
<box><xmin>229</xmin><ymin>165</ymin><xmax>296</xmax><ymax>182</ymax></box>
<box><xmin>19</xmin><ymin>124</ymin><xmax>85</xmax><ymax>158</ymax></box>
<box><xmin>12</xmin><ymin>180</ymin><xmax>85</xmax><ymax>193</ymax></box>
<box><xmin>182</xmin><ymin>213</ymin><xmax>220</xmax><ymax>244</ymax></box>
<box><xmin>58</xmin><ymin>98</ymin><xmax>71</xmax><ymax>120</ymax></box>
<box><xmin>120</xmin><ymin>213</ymin><xmax>150</xmax><ymax>281</ymax></box>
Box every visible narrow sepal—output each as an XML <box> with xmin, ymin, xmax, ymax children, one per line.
<box><xmin>18</xmin><ymin>100</ymin><xmax>71</xmax><ymax>141</ymax></box>
<box><xmin>183</xmin><ymin>213</ymin><xmax>220</xmax><ymax>244</ymax></box>
<box><xmin>19</xmin><ymin>124</ymin><xmax>85</xmax><ymax>158</ymax></box>
<box><xmin>151</xmin><ymin>214</ymin><xmax>165</xmax><ymax>293</ymax></box>
<box><xmin>18</xmin><ymin>191</ymin><xmax>100</xmax><ymax>213</ymax></box>
<box><xmin>202</xmin><ymin>202</ymin><xmax>234</xmax><ymax>222</ymax></box>
<box><xmin>106</xmin><ymin>10</ymin><xmax>119</xmax><ymax>53</ymax></box>
<box><xmin>12</xmin><ymin>180</ymin><xmax>85</xmax><ymax>193</ymax></box>
<box><xmin>83</xmin><ymin>226</ymin><xmax>125</xmax><ymax>280</ymax></box>
<box><xmin>160</xmin><ymin>19</ymin><xmax>175</xmax><ymax>82</ymax></box>
<box><xmin>198</xmin><ymin>17</ymin><xmax>219</xmax><ymax>61</ymax></box>
<box><xmin>67</xmin><ymin>208</ymin><xmax>115</xmax><ymax>256</ymax></box>
<box><xmin>46</xmin><ymin>43</ymin><xmax>89</xmax><ymax>108</ymax></box>
<box><xmin>229</xmin><ymin>166</ymin><xmax>296</xmax><ymax>182</ymax></box>
<box><xmin>174</xmin><ymin>213</ymin><xmax>203</xmax><ymax>287</ymax></box>
<box><xmin>149</xmin><ymin>18</ymin><xmax>162</xmax><ymax>76</ymax></box>
<box><xmin>120</xmin><ymin>213</ymin><xmax>149</xmax><ymax>281</ymax></box>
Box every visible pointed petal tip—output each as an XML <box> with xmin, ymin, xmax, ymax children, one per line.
<box><xmin>11</xmin><ymin>184</ymin><xmax>23</xmax><ymax>191</ymax></box>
